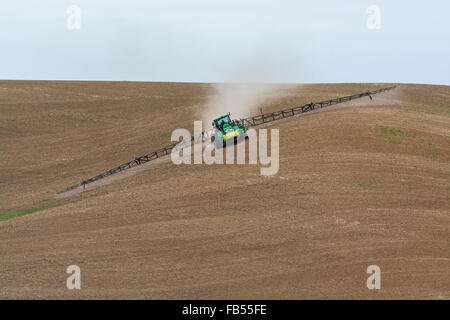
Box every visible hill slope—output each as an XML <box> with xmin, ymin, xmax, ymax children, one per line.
<box><xmin>0</xmin><ymin>81</ymin><xmax>449</xmax><ymax>299</ymax></box>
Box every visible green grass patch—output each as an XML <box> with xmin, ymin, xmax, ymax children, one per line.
<box><xmin>375</xmin><ymin>124</ymin><xmax>417</xmax><ymax>146</ymax></box>
<box><xmin>0</xmin><ymin>201</ymin><xmax>61</xmax><ymax>222</ymax></box>
<box><xmin>377</xmin><ymin>125</ymin><xmax>405</xmax><ymax>137</ymax></box>
<box><xmin>357</xmin><ymin>183</ymin><xmax>366</xmax><ymax>188</ymax></box>
<box><xmin>406</xmin><ymin>103</ymin><xmax>450</xmax><ymax>114</ymax></box>
<box><xmin>356</xmin><ymin>182</ymin><xmax>383</xmax><ymax>191</ymax></box>
<box><xmin>422</xmin><ymin>104</ymin><xmax>450</xmax><ymax>114</ymax></box>
<box><xmin>375</xmin><ymin>124</ymin><xmax>439</xmax><ymax>155</ymax></box>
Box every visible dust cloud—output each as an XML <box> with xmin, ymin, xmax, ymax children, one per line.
<box><xmin>200</xmin><ymin>71</ymin><xmax>292</xmax><ymax>127</ymax></box>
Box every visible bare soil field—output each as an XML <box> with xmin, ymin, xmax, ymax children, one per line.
<box><xmin>0</xmin><ymin>81</ymin><xmax>449</xmax><ymax>299</ymax></box>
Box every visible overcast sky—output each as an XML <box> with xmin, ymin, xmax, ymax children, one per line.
<box><xmin>1</xmin><ymin>0</ymin><xmax>449</xmax><ymax>84</ymax></box>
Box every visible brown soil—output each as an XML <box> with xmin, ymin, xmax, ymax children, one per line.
<box><xmin>0</xmin><ymin>81</ymin><xmax>449</xmax><ymax>299</ymax></box>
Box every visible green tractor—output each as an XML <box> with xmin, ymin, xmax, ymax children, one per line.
<box><xmin>211</xmin><ymin>112</ymin><xmax>247</xmax><ymax>148</ymax></box>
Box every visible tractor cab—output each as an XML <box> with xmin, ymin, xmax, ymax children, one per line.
<box><xmin>212</xmin><ymin>113</ymin><xmax>233</xmax><ymax>132</ymax></box>
<box><xmin>211</xmin><ymin>112</ymin><xmax>247</xmax><ymax>147</ymax></box>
